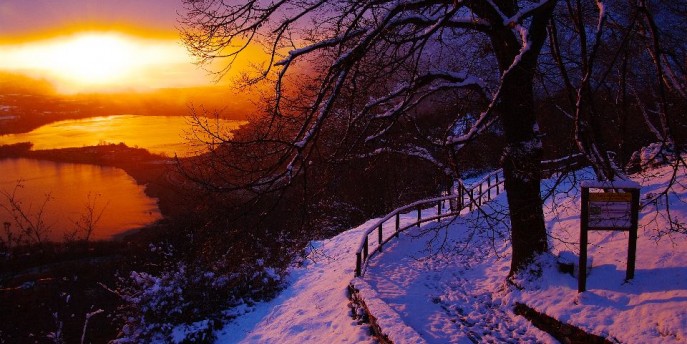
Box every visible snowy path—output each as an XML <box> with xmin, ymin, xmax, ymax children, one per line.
<box><xmin>433</xmin><ymin>274</ymin><xmax>541</xmax><ymax>343</ymax></box>
<box><xmin>360</xmin><ymin>165</ymin><xmax>687</xmax><ymax>344</ymax></box>
<box><xmin>361</xmin><ymin>213</ymin><xmax>555</xmax><ymax>344</ymax></box>
<box><xmin>215</xmin><ymin>223</ymin><xmax>376</xmax><ymax>343</ymax></box>
<box><xmin>217</xmin><ymin>165</ymin><xmax>687</xmax><ymax>343</ymax></box>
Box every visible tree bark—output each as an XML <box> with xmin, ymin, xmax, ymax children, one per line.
<box><xmin>486</xmin><ymin>2</ymin><xmax>554</xmax><ymax>275</ymax></box>
<box><xmin>500</xmin><ymin>70</ymin><xmax>548</xmax><ymax>275</ymax></box>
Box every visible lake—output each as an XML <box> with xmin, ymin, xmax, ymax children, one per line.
<box><xmin>0</xmin><ymin>115</ymin><xmax>244</xmax><ymax>241</ymax></box>
<box><xmin>0</xmin><ymin>115</ymin><xmax>245</xmax><ymax>157</ymax></box>
<box><xmin>0</xmin><ymin>158</ymin><xmax>161</xmax><ymax>241</ymax></box>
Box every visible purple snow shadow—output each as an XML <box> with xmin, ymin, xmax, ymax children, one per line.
<box><xmin>561</xmin><ymin>264</ymin><xmax>687</xmax><ymax>311</ymax></box>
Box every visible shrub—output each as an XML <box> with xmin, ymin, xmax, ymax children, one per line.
<box><xmin>114</xmin><ymin>235</ymin><xmax>288</xmax><ymax>343</ymax></box>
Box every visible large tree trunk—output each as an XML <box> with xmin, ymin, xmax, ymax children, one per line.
<box><xmin>500</xmin><ymin>70</ymin><xmax>548</xmax><ymax>275</ymax></box>
<box><xmin>486</xmin><ymin>2</ymin><xmax>554</xmax><ymax>275</ymax></box>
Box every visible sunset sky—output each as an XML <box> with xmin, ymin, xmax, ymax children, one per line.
<box><xmin>0</xmin><ymin>0</ymin><xmax>178</xmax><ymax>37</ymax></box>
<box><xmin>0</xmin><ymin>0</ymin><xmax>220</xmax><ymax>93</ymax></box>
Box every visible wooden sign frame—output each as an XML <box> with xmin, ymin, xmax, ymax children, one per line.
<box><xmin>579</xmin><ymin>181</ymin><xmax>640</xmax><ymax>293</ymax></box>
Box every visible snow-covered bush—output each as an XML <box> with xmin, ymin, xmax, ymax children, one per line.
<box><xmin>114</xmin><ymin>239</ymin><xmax>287</xmax><ymax>343</ymax></box>
<box><xmin>626</xmin><ymin>142</ymin><xmax>678</xmax><ymax>173</ymax></box>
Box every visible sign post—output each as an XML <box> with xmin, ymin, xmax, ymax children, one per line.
<box><xmin>579</xmin><ymin>180</ymin><xmax>641</xmax><ymax>293</ymax></box>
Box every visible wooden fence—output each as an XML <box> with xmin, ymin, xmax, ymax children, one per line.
<box><xmin>354</xmin><ymin>169</ymin><xmax>504</xmax><ymax>277</ymax></box>
<box><xmin>353</xmin><ymin>153</ymin><xmax>590</xmax><ymax>278</ymax></box>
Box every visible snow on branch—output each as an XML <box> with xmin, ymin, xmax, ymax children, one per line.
<box><xmin>274</xmin><ymin>29</ymin><xmax>366</xmax><ymax>66</ymax></box>
<box><xmin>504</xmin><ymin>0</ymin><xmax>556</xmax><ymax>27</ymax></box>
<box><xmin>364</xmin><ymin>82</ymin><xmax>483</xmax><ymax>143</ymax></box>
<box><xmin>442</xmin><ymin>1</ymin><xmax>550</xmax><ymax>148</ymax></box>
<box><xmin>354</xmin><ymin>144</ymin><xmax>457</xmax><ymax>179</ymax></box>
<box><xmin>444</xmin><ymin>113</ymin><xmax>498</xmax><ymax>147</ymax></box>
<box><xmin>382</xmin><ymin>3</ymin><xmax>492</xmax><ymax>31</ymax></box>
<box><xmin>483</xmin><ymin>0</ymin><xmax>509</xmax><ymax>22</ymax></box>
<box><xmin>365</xmin><ymin>70</ymin><xmax>488</xmax><ymax>118</ymax></box>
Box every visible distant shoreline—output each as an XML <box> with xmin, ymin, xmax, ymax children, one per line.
<box><xmin>0</xmin><ymin>112</ymin><xmax>243</xmax><ymax>136</ymax></box>
<box><xmin>0</xmin><ymin>80</ymin><xmax>252</xmax><ymax>136</ymax></box>
<box><xmin>0</xmin><ymin>142</ymin><xmax>184</xmax><ymax>227</ymax></box>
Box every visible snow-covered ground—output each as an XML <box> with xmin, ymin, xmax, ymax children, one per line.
<box><xmin>214</xmin><ymin>222</ymin><xmax>377</xmax><ymax>343</ymax></box>
<box><xmin>360</xmin><ymin>190</ymin><xmax>557</xmax><ymax>343</ymax></box>
<box><xmin>217</xmin><ymin>163</ymin><xmax>687</xmax><ymax>343</ymax></box>
<box><xmin>515</xmin><ymin>165</ymin><xmax>687</xmax><ymax>343</ymax></box>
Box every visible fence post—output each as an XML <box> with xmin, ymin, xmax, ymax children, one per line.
<box><xmin>395</xmin><ymin>213</ymin><xmax>400</xmax><ymax>237</ymax></box>
<box><xmin>487</xmin><ymin>176</ymin><xmax>492</xmax><ymax>201</ymax></box>
<box><xmin>459</xmin><ymin>182</ymin><xmax>464</xmax><ymax>210</ymax></box>
<box><xmin>417</xmin><ymin>207</ymin><xmax>421</xmax><ymax>227</ymax></box>
<box><xmin>469</xmin><ymin>189</ymin><xmax>474</xmax><ymax>211</ymax></box>
<box><xmin>378</xmin><ymin>223</ymin><xmax>383</xmax><ymax>251</ymax></box>
<box><xmin>363</xmin><ymin>236</ymin><xmax>369</xmax><ymax>261</ymax></box>
<box><xmin>356</xmin><ymin>252</ymin><xmax>362</xmax><ymax>277</ymax></box>
<box><xmin>478</xmin><ymin>183</ymin><xmax>483</xmax><ymax>206</ymax></box>
<box><xmin>437</xmin><ymin>201</ymin><xmax>441</xmax><ymax>221</ymax></box>
<box><xmin>496</xmin><ymin>174</ymin><xmax>500</xmax><ymax>195</ymax></box>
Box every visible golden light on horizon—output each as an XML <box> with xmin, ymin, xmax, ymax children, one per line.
<box><xmin>0</xmin><ymin>31</ymin><xmax>213</xmax><ymax>93</ymax></box>
<box><xmin>49</xmin><ymin>34</ymin><xmax>135</xmax><ymax>84</ymax></box>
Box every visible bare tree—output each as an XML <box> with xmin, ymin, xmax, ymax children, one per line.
<box><xmin>631</xmin><ymin>0</ymin><xmax>686</xmax><ymax>161</ymax></box>
<box><xmin>543</xmin><ymin>0</ymin><xmax>687</xmax><ymax>243</ymax></box>
<box><xmin>548</xmin><ymin>0</ymin><xmax>684</xmax><ymax>173</ymax></box>
<box><xmin>1</xmin><ymin>221</ymin><xmax>18</xmax><ymax>255</ymax></box>
<box><xmin>0</xmin><ymin>182</ymin><xmax>53</xmax><ymax>247</ymax></box>
<box><xmin>180</xmin><ymin>0</ymin><xmax>559</xmax><ymax>277</ymax></box>
<box><xmin>66</xmin><ymin>192</ymin><xmax>109</xmax><ymax>243</ymax></box>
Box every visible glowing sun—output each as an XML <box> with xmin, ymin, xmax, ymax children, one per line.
<box><xmin>50</xmin><ymin>34</ymin><xmax>137</xmax><ymax>84</ymax></box>
<box><xmin>0</xmin><ymin>32</ymin><xmax>210</xmax><ymax>92</ymax></box>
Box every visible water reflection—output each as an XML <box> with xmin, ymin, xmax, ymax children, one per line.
<box><xmin>0</xmin><ymin>158</ymin><xmax>161</xmax><ymax>241</ymax></box>
<box><xmin>0</xmin><ymin>115</ymin><xmax>244</xmax><ymax>157</ymax></box>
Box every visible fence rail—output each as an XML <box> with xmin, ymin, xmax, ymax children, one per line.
<box><xmin>354</xmin><ymin>169</ymin><xmax>504</xmax><ymax>277</ymax></box>
<box><xmin>353</xmin><ymin>153</ymin><xmax>590</xmax><ymax>278</ymax></box>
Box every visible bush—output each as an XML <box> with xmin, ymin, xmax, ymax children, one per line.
<box><xmin>114</xmin><ymin>232</ymin><xmax>288</xmax><ymax>343</ymax></box>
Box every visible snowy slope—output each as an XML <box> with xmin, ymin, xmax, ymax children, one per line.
<box><xmin>513</xmin><ymin>165</ymin><xmax>687</xmax><ymax>343</ymax></box>
<box><xmin>361</xmin><ymin>165</ymin><xmax>687</xmax><ymax>343</ymax></box>
<box><xmin>217</xmin><ymin>163</ymin><xmax>687</xmax><ymax>343</ymax></box>
<box><xmin>214</xmin><ymin>222</ymin><xmax>376</xmax><ymax>343</ymax></box>
<box><xmin>360</xmin><ymin>189</ymin><xmax>557</xmax><ymax>343</ymax></box>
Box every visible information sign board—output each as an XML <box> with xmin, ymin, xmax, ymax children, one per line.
<box><xmin>579</xmin><ymin>184</ymin><xmax>640</xmax><ymax>293</ymax></box>
<box><xmin>588</xmin><ymin>192</ymin><xmax>632</xmax><ymax>229</ymax></box>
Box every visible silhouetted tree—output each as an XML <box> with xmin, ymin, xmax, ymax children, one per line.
<box><xmin>181</xmin><ymin>0</ymin><xmax>557</xmax><ymax>276</ymax></box>
<box><xmin>180</xmin><ymin>0</ymin><xmax>685</xmax><ymax>276</ymax></box>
